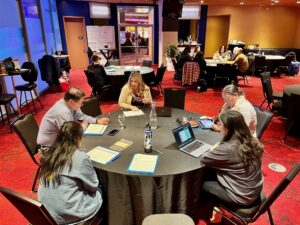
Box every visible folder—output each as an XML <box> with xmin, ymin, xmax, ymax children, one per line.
<box><xmin>87</xmin><ymin>146</ymin><xmax>120</xmax><ymax>165</ymax></box>
<box><xmin>127</xmin><ymin>154</ymin><xmax>158</xmax><ymax>175</ymax></box>
<box><xmin>83</xmin><ymin>124</ymin><xmax>108</xmax><ymax>136</ymax></box>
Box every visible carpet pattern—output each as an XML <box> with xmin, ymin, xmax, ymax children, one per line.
<box><xmin>0</xmin><ymin>68</ymin><xmax>299</xmax><ymax>225</ymax></box>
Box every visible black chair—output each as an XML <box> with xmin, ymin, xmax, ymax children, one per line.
<box><xmin>0</xmin><ymin>84</ymin><xmax>17</xmax><ymax>132</ymax></box>
<box><xmin>213</xmin><ymin>64</ymin><xmax>231</xmax><ymax>88</ymax></box>
<box><xmin>171</xmin><ymin>58</ymin><xmax>181</xmax><ymax>84</ymax></box>
<box><xmin>283</xmin><ymin>93</ymin><xmax>300</xmax><ymax>141</ymax></box>
<box><xmin>38</xmin><ymin>55</ymin><xmax>60</xmax><ymax>87</ymax></box>
<box><xmin>164</xmin><ymin>88</ymin><xmax>186</xmax><ymax>109</ymax></box>
<box><xmin>252</xmin><ymin>55</ymin><xmax>268</xmax><ymax>76</ymax></box>
<box><xmin>211</xmin><ymin>162</ymin><xmax>300</xmax><ymax>225</ymax></box>
<box><xmin>154</xmin><ymin>66</ymin><xmax>167</xmax><ymax>95</ymax></box>
<box><xmin>253</xmin><ymin>105</ymin><xmax>273</xmax><ymax>139</ymax></box>
<box><xmin>260</xmin><ymin>72</ymin><xmax>283</xmax><ymax>107</ymax></box>
<box><xmin>11</xmin><ymin>114</ymin><xmax>40</xmax><ymax>192</ymax></box>
<box><xmin>81</xmin><ymin>96</ymin><xmax>102</xmax><ymax>117</ymax></box>
<box><xmin>15</xmin><ymin>62</ymin><xmax>44</xmax><ymax>114</ymax></box>
<box><xmin>0</xmin><ymin>185</ymin><xmax>103</xmax><ymax>225</ymax></box>
<box><xmin>142</xmin><ymin>60</ymin><xmax>152</xmax><ymax>67</ymax></box>
<box><xmin>84</xmin><ymin>70</ymin><xmax>111</xmax><ymax>102</ymax></box>
<box><xmin>262</xmin><ymin>79</ymin><xmax>285</xmax><ymax>112</ymax></box>
<box><xmin>277</xmin><ymin>54</ymin><xmax>295</xmax><ymax>76</ymax></box>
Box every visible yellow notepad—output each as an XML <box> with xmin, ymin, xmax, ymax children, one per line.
<box><xmin>87</xmin><ymin>146</ymin><xmax>120</xmax><ymax>165</ymax></box>
<box><xmin>109</xmin><ymin>139</ymin><xmax>133</xmax><ymax>152</ymax></box>
<box><xmin>84</xmin><ymin>124</ymin><xmax>108</xmax><ymax>136</ymax></box>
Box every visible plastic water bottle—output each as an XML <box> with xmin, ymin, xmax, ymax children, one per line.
<box><xmin>149</xmin><ymin>101</ymin><xmax>158</xmax><ymax>129</ymax></box>
<box><xmin>144</xmin><ymin>123</ymin><xmax>152</xmax><ymax>153</ymax></box>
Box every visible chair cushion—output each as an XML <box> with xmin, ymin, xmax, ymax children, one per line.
<box><xmin>0</xmin><ymin>94</ymin><xmax>15</xmax><ymax>104</ymax></box>
<box><xmin>15</xmin><ymin>83</ymin><xmax>37</xmax><ymax>91</ymax></box>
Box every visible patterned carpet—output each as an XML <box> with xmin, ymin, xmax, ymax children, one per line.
<box><xmin>0</xmin><ymin>68</ymin><xmax>299</xmax><ymax>225</ymax></box>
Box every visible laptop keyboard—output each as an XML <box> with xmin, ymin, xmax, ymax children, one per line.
<box><xmin>183</xmin><ymin>141</ymin><xmax>203</xmax><ymax>153</ymax></box>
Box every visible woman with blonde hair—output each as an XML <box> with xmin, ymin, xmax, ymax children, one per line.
<box><xmin>118</xmin><ymin>72</ymin><xmax>152</xmax><ymax>111</ymax></box>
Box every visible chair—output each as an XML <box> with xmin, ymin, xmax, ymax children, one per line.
<box><xmin>171</xmin><ymin>58</ymin><xmax>181</xmax><ymax>84</ymax></box>
<box><xmin>211</xmin><ymin>162</ymin><xmax>300</xmax><ymax>225</ymax></box>
<box><xmin>11</xmin><ymin>114</ymin><xmax>40</xmax><ymax>192</ymax></box>
<box><xmin>283</xmin><ymin>93</ymin><xmax>300</xmax><ymax>141</ymax></box>
<box><xmin>0</xmin><ymin>186</ymin><xmax>103</xmax><ymax>225</ymax></box>
<box><xmin>15</xmin><ymin>62</ymin><xmax>44</xmax><ymax>114</ymax></box>
<box><xmin>252</xmin><ymin>55</ymin><xmax>268</xmax><ymax>76</ymax></box>
<box><xmin>84</xmin><ymin>70</ymin><xmax>111</xmax><ymax>102</ymax></box>
<box><xmin>277</xmin><ymin>54</ymin><xmax>295</xmax><ymax>76</ymax></box>
<box><xmin>142</xmin><ymin>214</ymin><xmax>195</xmax><ymax>225</ymax></box>
<box><xmin>262</xmin><ymin>79</ymin><xmax>285</xmax><ymax>112</ymax></box>
<box><xmin>0</xmin><ymin>84</ymin><xmax>17</xmax><ymax>132</ymax></box>
<box><xmin>213</xmin><ymin>64</ymin><xmax>231</xmax><ymax>88</ymax></box>
<box><xmin>253</xmin><ymin>105</ymin><xmax>273</xmax><ymax>139</ymax></box>
<box><xmin>164</xmin><ymin>88</ymin><xmax>186</xmax><ymax>109</ymax></box>
<box><xmin>182</xmin><ymin>62</ymin><xmax>200</xmax><ymax>86</ymax></box>
<box><xmin>81</xmin><ymin>96</ymin><xmax>102</xmax><ymax>117</ymax></box>
<box><xmin>154</xmin><ymin>66</ymin><xmax>167</xmax><ymax>95</ymax></box>
<box><xmin>38</xmin><ymin>55</ymin><xmax>60</xmax><ymax>87</ymax></box>
<box><xmin>260</xmin><ymin>72</ymin><xmax>283</xmax><ymax>108</ymax></box>
<box><xmin>142</xmin><ymin>60</ymin><xmax>152</xmax><ymax>67</ymax></box>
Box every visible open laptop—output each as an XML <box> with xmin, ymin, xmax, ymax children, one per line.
<box><xmin>156</xmin><ymin>107</ymin><xmax>172</xmax><ymax>117</ymax></box>
<box><xmin>172</xmin><ymin>123</ymin><xmax>212</xmax><ymax>157</ymax></box>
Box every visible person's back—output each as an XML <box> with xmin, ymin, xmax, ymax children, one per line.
<box><xmin>234</xmin><ymin>49</ymin><xmax>249</xmax><ymax>73</ymax></box>
<box><xmin>194</xmin><ymin>51</ymin><xmax>206</xmax><ymax>71</ymax></box>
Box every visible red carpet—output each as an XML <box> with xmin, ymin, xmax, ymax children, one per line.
<box><xmin>0</xmin><ymin>68</ymin><xmax>299</xmax><ymax>225</ymax></box>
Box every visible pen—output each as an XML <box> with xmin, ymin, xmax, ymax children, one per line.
<box><xmin>152</xmin><ymin>148</ymin><xmax>164</xmax><ymax>155</ymax></box>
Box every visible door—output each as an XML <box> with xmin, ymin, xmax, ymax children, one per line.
<box><xmin>64</xmin><ymin>16</ymin><xmax>88</xmax><ymax>69</ymax></box>
<box><xmin>205</xmin><ymin>15</ymin><xmax>230</xmax><ymax>58</ymax></box>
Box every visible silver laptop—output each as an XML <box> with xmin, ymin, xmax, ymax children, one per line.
<box><xmin>172</xmin><ymin>123</ymin><xmax>211</xmax><ymax>157</ymax></box>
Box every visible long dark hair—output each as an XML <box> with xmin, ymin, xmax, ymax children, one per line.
<box><xmin>220</xmin><ymin>111</ymin><xmax>264</xmax><ymax>167</ymax></box>
<box><xmin>40</xmin><ymin>121</ymin><xmax>83</xmax><ymax>187</ymax></box>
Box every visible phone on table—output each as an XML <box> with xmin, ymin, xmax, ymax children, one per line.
<box><xmin>107</xmin><ymin>129</ymin><xmax>120</xmax><ymax>136</ymax></box>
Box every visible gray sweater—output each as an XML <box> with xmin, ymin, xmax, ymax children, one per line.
<box><xmin>200</xmin><ymin>137</ymin><xmax>263</xmax><ymax>205</ymax></box>
<box><xmin>38</xmin><ymin>150</ymin><xmax>102</xmax><ymax>224</ymax></box>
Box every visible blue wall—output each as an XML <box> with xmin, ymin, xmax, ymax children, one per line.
<box><xmin>56</xmin><ymin>0</ymin><xmax>91</xmax><ymax>52</ymax></box>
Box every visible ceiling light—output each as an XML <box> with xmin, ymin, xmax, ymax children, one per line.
<box><xmin>240</xmin><ymin>2</ymin><xmax>244</xmax><ymax>5</ymax></box>
<box><xmin>200</xmin><ymin>0</ymin><xmax>204</xmax><ymax>4</ymax></box>
<box><xmin>297</xmin><ymin>0</ymin><xmax>300</xmax><ymax>4</ymax></box>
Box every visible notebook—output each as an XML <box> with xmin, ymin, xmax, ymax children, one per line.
<box><xmin>156</xmin><ymin>107</ymin><xmax>172</xmax><ymax>117</ymax></box>
<box><xmin>172</xmin><ymin>123</ymin><xmax>212</xmax><ymax>157</ymax></box>
<box><xmin>87</xmin><ymin>146</ymin><xmax>120</xmax><ymax>165</ymax></box>
<box><xmin>83</xmin><ymin>124</ymin><xmax>108</xmax><ymax>136</ymax></box>
<box><xmin>127</xmin><ymin>154</ymin><xmax>158</xmax><ymax>175</ymax></box>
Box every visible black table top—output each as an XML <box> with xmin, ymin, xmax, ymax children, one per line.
<box><xmin>82</xmin><ymin>108</ymin><xmax>221</xmax><ymax>177</ymax></box>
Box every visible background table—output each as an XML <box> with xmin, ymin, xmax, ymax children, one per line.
<box><xmin>82</xmin><ymin>108</ymin><xmax>220</xmax><ymax>225</ymax></box>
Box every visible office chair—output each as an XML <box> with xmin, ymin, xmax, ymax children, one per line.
<box><xmin>11</xmin><ymin>114</ymin><xmax>40</xmax><ymax>192</ymax></box>
<box><xmin>0</xmin><ymin>84</ymin><xmax>17</xmax><ymax>132</ymax></box>
<box><xmin>164</xmin><ymin>88</ymin><xmax>186</xmax><ymax>109</ymax></box>
<box><xmin>142</xmin><ymin>214</ymin><xmax>195</xmax><ymax>225</ymax></box>
<box><xmin>0</xmin><ymin>186</ymin><xmax>103</xmax><ymax>225</ymax></box>
<box><xmin>211</xmin><ymin>162</ymin><xmax>300</xmax><ymax>225</ymax></box>
<box><xmin>283</xmin><ymin>93</ymin><xmax>300</xmax><ymax>141</ymax></box>
<box><xmin>253</xmin><ymin>105</ymin><xmax>273</xmax><ymax>139</ymax></box>
<box><xmin>15</xmin><ymin>62</ymin><xmax>44</xmax><ymax>114</ymax></box>
<box><xmin>81</xmin><ymin>96</ymin><xmax>102</xmax><ymax>117</ymax></box>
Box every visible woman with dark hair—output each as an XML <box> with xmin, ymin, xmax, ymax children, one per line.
<box><xmin>199</xmin><ymin>110</ymin><xmax>264</xmax><ymax>223</ymax></box>
<box><xmin>176</xmin><ymin>46</ymin><xmax>192</xmax><ymax>80</ymax></box>
<box><xmin>38</xmin><ymin>121</ymin><xmax>103</xmax><ymax>225</ymax></box>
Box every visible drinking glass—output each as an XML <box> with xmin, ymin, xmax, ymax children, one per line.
<box><xmin>118</xmin><ymin>114</ymin><xmax>126</xmax><ymax>129</ymax></box>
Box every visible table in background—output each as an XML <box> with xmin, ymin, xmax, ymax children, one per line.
<box><xmin>248</xmin><ymin>54</ymin><xmax>285</xmax><ymax>75</ymax></box>
<box><xmin>82</xmin><ymin>108</ymin><xmax>220</xmax><ymax>225</ymax></box>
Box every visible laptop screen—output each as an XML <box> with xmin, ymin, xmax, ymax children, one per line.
<box><xmin>172</xmin><ymin>123</ymin><xmax>195</xmax><ymax>148</ymax></box>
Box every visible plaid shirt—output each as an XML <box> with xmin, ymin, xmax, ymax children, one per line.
<box><xmin>182</xmin><ymin>62</ymin><xmax>200</xmax><ymax>85</ymax></box>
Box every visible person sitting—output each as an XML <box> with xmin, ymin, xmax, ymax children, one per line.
<box><xmin>176</xmin><ymin>46</ymin><xmax>192</xmax><ymax>80</ymax></box>
<box><xmin>211</xmin><ymin>84</ymin><xmax>257</xmax><ymax>137</ymax></box>
<box><xmin>193</xmin><ymin>51</ymin><xmax>207</xmax><ymax>77</ymax></box>
<box><xmin>118</xmin><ymin>72</ymin><xmax>152</xmax><ymax>111</ymax></box>
<box><xmin>230</xmin><ymin>48</ymin><xmax>249</xmax><ymax>78</ymax></box>
<box><xmin>37</xmin><ymin>87</ymin><xmax>109</xmax><ymax>150</ymax></box>
<box><xmin>38</xmin><ymin>121</ymin><xmax>103</xmax><ymax>225</ymax></box>
<box><xmin>198</xmin><ymin>110</ymin><xmax>264</xmax><ymax>224</ymax></box>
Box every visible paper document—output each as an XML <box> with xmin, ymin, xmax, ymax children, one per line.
<box><xmin>109</xmin><ymin>139</ymin><xmax>133</xmax><ymax>152</ymax></box>
<box><xmin>127</xmin><ymin>154</ymin><xmax>158</xmax><ymax>175</ymax></box>
<box><xmin>123</xmin><ymin>110</ymin><xmax>144</xmax><ymax>117</ymax></box>
<box><xmin>84</xmin><ymin>124</ymin><xmax>108</xmax><ymax>136</ymax></box>
<box><xmin>87</xmin><ymin>146</ymin><xmax>120</xmax><ymax>165</ymax></box>
<box><xmin>125</xmin><ymin>66</ymin><xmax>133</xmax><ymax>70</ymax></box>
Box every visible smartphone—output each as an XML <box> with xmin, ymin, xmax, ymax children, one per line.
<box><xmin>107</xmin><ymin>129</ymin><xmax>120</xmax><ymax>136</ymax></box>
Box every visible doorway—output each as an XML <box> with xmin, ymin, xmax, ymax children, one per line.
<box><xmin>64</xmin><ymin>16</ymin><xmax>88</xmax><ymax>69</ymax></box>
<box><xmin>118</xmin><ymin>6</ymin><xmax>154</xmax><ymax>65</ymax></box>
<box><xmin>205</xmin><ymin>15</ymin><xmax>230</xmax><ymax>58</ymax></box>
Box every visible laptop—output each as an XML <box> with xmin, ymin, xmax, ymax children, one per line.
<box><xmin>156</xmin><ymin>107</ymin><xmax>172</xmax><ymax>117</ymax></box>
<box><xmin>172</xmin><ymin>123</ymin><xmax>212</xmax><ymax>157</ymax></box>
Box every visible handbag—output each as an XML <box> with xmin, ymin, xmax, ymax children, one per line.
<box><xmin>3</xmin><ymin>57</ymin><xmax>15</xmax><ymax>71</ymax></box>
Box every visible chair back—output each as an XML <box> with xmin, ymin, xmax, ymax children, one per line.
<box><xmin>156</xmin><ymin>66</ymin><xmax>166</xmax><ymax>83</ymax></box>
<box><xmin>124</xmin><ymin>71</ymin><xmax>131</xmax><ymax>83</ymax></box>
<box><xmin>142</xmin><ymin>71</ymin><xmax>156</xmax><ymax>87</ymax></box>
<box><xmin>11</xmin><ymin>114</ymin><xmax>39</xmax><ymax>165</ymax></box>
<box><xmin>253</xmin><ymin>105</ymin><xmax>273</xmax><ymax>139</ymax></box>
<box><xmin>171</xmin><ymin>58</ymin><xmax>178</xmax><ymax>72</ymax></box>
<box><xmin>21</xmin><ymin>62</ymin><xmax>38</xmax><ymax>84</ymax></box>
<box><xmin>282</xmin><ymin>55</ymin><xmax>295</xmax><ymax>67</ymax></box>
<box><xmin>287</xmin><ymin>94</ymin><xmax>300</xmax><ymax>125</ymax></box>
<box><xmin>0</xmin><ymin>186</ymin><xmax>58</xmax><ymax>225</ymax></box>
<box><xmin>253</xmin><ymin>163</ymin><xmax>300</xmax><ymax>221</ymax></box>
<box><xmin>142</xmin><ymin>60</ymin><xmax>152</xmax><ymax>67</ymax></box>
<box><xmin>84</xmin><ymin>70</ymin><xmax>97</xmax><ymax>89</ymax></box>
<box><xmin>164</xmin><ymin>88</ymin><xmax>186</xmax><ymax>109</ymax></box>
<box><xmin>254</xmin><ymin>55</ymin><xmax>266</xmax><ymax>67</ymax></box>
<box><xmin>142</xmin><ymin>214</ymin><xmax>195</xmax><ymax>225</ymax></box>
<box><xmin>263</xmin><ymin>79</ymin><xmax>274</xmax><ymax>105</ymax></box>
<box><xmin>81</xmin><ymin>96</ymin><xmax>102</xmax><ymax>117</ymax></box>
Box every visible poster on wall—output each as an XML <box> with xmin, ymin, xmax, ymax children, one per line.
<box><xmin>86</xmin><ymin>26</ymin><xmax>115</xmax><ymax>51</ymax></box>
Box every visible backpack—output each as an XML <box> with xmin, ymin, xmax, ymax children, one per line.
<box><xmin>288</xmin><ymin>61</ymin><xmax>300</xmax><ymax>76</ymax></box>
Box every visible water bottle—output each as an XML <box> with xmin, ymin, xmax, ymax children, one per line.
<box><xmin>144</xmin><ymin>123</ymin><xmax>152</xmax><ymax>153</ymax></box>
<box><xmin>149</xmin><ymin>101</ymin><xmax>158</xmax><ymax>129</ymax></box>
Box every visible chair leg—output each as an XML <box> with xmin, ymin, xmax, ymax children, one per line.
<box><xmin>267</xmin><ymin>208</ymin><xmax>274</xmax><ymax>225</ymax></box>
<box><xmin>24</xmin><ymin>91</ymin><xmax>29</xmax><ymax>110</ymax></box>
<box><xmin>19</xmin><ymin>91</ymin><xmax>23</xmax><ymax>109</ymax></box>
<box><xmin>4</xmin><ymin>104</ymin><xmax>12</xmax><ymax>132</ymax></box>
<box><xmin>33</xmin><ymin>88</ymin><xmax>44</xmax><ymax>109</ymax></box>
<box><xmin>29</xmin><ymin>90</ymin><xmax>37</xmax><ymax>114</ymax></box>
<box><xmin>32</xmin><ymin>166</ymin><xmax>41</xmax><ymax>192</ymax></box>
<box><xmin>283</xmin><ymin>120</ymin><xmax>295</xmax><ymax>142</ymax></box>
<box><xmin>0</xmin><ymin>106</ymin><xmax>4</xmax><ymax>125</ymax></box>
<box><xmin>260</xmin><ymin>98</ymin><xmax>267</xmax><ymax>108</ymax></box>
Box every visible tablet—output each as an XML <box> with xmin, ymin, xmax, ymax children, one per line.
<box><xmin>199</xmin><ymin>119</ymin><xmax>214</xmax><ymax>129</ymax></box>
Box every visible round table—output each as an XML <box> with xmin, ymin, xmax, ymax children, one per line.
<box><xmin>283</xmin><ymin>84</ymin><xmax>300</xmax><ymax>96</ymax></box>
<box><xmin>82</xmin><ymin>108</ymin><xmax>220</xmax><ymax>225</ymax></box>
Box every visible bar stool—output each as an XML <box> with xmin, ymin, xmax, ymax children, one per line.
<box><xmin>0</xmin><ymin>84</ymin><xmax>17</xmax><ymax>132</ymax></box>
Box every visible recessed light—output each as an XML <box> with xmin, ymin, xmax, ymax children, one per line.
<box><xmin>240</xmin><ymin>2</ymin><xmax>244</xmax><ymax>5</ymax></box>
<box><xmin>297</xmin><ymin>0</ymin><xmax>300</xmax><ymax>4</ymax></box>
